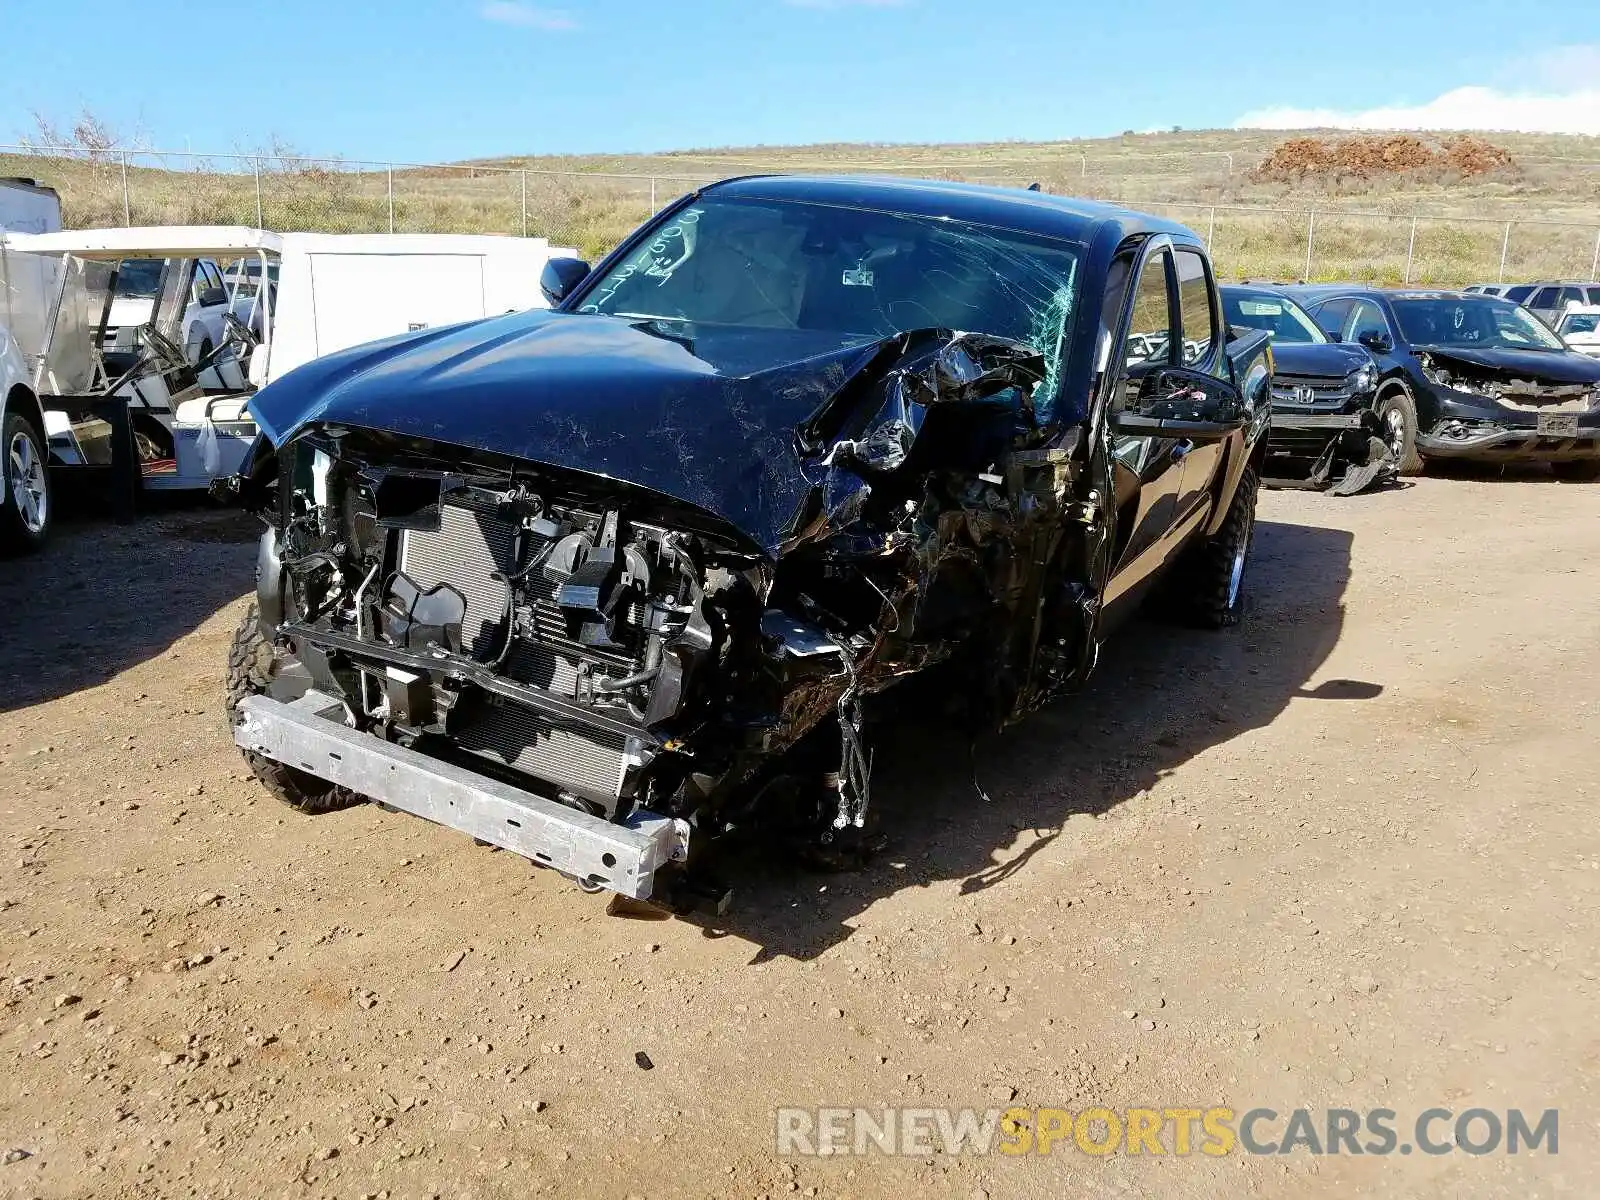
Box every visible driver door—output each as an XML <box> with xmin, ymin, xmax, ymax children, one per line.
<box><xmin>1101</xmin><ymin>242</ymin><xmax>1188</xmax><ymax>609</ymax></box>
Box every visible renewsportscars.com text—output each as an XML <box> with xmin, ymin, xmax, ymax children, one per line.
<box><xmin>775</xmin><ymin>1106</ymin><xmax>1558</xmax><ymax>1158</ymax></box>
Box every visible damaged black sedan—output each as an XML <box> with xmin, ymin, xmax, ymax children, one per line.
<box><xmin>226</xmin><ymin>176</ymin><xmax>1271</xmax><ymax>904</ymax></box>
<box><xmin>1221</xmin><ymin>285</ymin><xmax>1392</xmax><ymax>493</ymax></box>
<box><xmin>1292</xmin><ymin>286</ymin><xmax>1600</xmax><ymax>479</ymax></box>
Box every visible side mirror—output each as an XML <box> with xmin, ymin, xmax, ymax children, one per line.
<box><xmin>197</xmin><ymin>286</ymin><xmax>228</xmax><ymax>308</ymax></box>
<box><xmin>1113</xmin><ymin>410</ymin><xmax>1245</xmax><ymax>442</ymax></box>
<box><xmin>1358</xmin><ymin>330</ymin><xmax>1392</xmax><ymax>353</ymax></box>
<box><xmin>540</xmin><ymin>257</ymin><xmax>591</xmax><ymax>306</ymax></box>
<box><xmin>1115</xmin><ymin>368</ymin><xmax>1246</xmax><ymax>443</ymax></box>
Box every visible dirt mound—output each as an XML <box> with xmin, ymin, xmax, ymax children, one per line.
<box><xmin>1253</xmin><ymin>134</ymin><xmax>1515</xmax><ymax>182</ymax></box>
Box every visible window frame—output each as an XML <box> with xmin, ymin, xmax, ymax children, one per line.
<box><xmin>1120</xmin><ymin>244</ymin><xmax>1179</xmax><ymax>373</ymax></box>
<box><xmin>1344</xmin><ymin>298</ymin><xmax>1393</xmax><ymax>345</ymax></box>
<box><xmin>1172</xmin><ymin>247</ymin><xmax>1219</xmax><ymax>373</ymax></box>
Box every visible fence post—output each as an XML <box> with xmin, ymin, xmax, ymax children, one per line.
<box><xmin>1591</xmin><ymin>228</ymin><xmax>1600</xmax><ymax>280</ymax></box>
<box><xmin>1304</xmin><ymin>210</ymin><xmax>1316</xmax><ymax>281</ymax></box>
<box><xmin>1080</xmin><ymin>153</ymin><xmax>1087</xmax><ymax>179</ymax></box>
<box><xmin>650</xmin><ymin>177</ymin><xmax>657</xmax><ymax>211</ymax></box>
<box><xmin>120</xmin><ymin>151</ymin><xmax>131</xmax><ymax>226</ymax></box>
<box><xmin>254</xmin><ymin>158</ymin><xmax>264</xmax><ymax>228</ymax></box>
<box><xmin>1224</xmin><ymin>152</ymin><xmax>1234</xmax><ymax>176</ymax></box>
<box><xmin>1206</xmin><ymin>206</ymin><xmax>1215</xmax><ymax>252</ymax></box>
<box><xmin>387</xmin><ymin>164</ymin><xmax>395</xmax><ymax>234</ymax></box>
<box><xmin>521</xmin><ymin>171</ymin><xmax>528</xmax><ymax>238</ymax></box>
<box><xmin>1404</xmin><ymin>216</ymin><xmax>1418</xmax><ymax>284</ymax></box>
<box><xmin>1498</xmin><ymin>222</ymin><xmax>1511</xmax><ymax>282</ymax></box>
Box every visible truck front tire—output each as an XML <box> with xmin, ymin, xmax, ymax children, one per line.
<box><xmin>1175</xmin><ymin>464</ymin><xmax>1259</xmax><ymax>629</ymax></box>
<box><xmin>225</xmin><ymin>603</ymin><xmax>362</xmax><ymax>815</ymax></box>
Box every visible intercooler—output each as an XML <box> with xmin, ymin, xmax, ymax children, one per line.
<box><xmin>394</xmin><ymin>499</ymin><xmax>639</xmax><ymax>807</ymax></box>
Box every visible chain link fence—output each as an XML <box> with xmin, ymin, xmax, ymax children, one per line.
<box><xmin>4</xmin><ymin>145</ymin><xmax>1598</xmax><ymax>285</ymax></box>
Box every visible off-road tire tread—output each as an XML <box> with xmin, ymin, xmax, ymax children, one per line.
<box><xmin>225</xmin><ymin>603</ymin><xmax>360</xmax><ymax>814</ymax></box>
<box><xmin>1179</xmin><ymin>464</ymin><xmax>1258</xmax><ymax>630</ymax></box>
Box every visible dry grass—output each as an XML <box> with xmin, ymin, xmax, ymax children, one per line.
<box><xmin>5</xmin><ymin>127</ymin><xmax>1599</xmax><ymax>282</ymax></box>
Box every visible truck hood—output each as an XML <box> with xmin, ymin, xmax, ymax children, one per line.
<box><xmin>1269</xmin><ymin>341</ymin><xmax>1372</xmax><ymax>380</ymax></box>
<box><xmin>248</xmin><ymin>309</ymin><xmax>897</xmax><ymax>553</ymax></box>
<box><xmin>1414</xmin><ymin>344</ymin><xmax>1600</xmax><ymax>385</ymax></box>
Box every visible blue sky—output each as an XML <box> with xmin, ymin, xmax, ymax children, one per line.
<box><xmin>2</xmin><ymin>1</ymin><xmax>1595</xmax><ymax>160</ymax></box>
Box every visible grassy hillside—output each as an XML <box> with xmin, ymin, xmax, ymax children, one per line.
<box><xmin>4</xmin><ymin>128</ymin><xmax>1599</xmax><ymax>283</ymax></box>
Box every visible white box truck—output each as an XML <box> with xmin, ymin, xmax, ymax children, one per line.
<box><xmin>0</xmin><ymin>178</ymin><xmax>64</xmax><ymax>371</ymax></box>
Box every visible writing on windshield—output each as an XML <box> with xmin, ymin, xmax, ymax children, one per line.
<box><xmin>1392</xmin><ymin>297</ymin><xmax>1564</xmax><ymax>351</ymax></box>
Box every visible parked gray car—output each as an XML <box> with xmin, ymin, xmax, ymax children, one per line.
<box><xmin>1515</xmin><ymin>281</ymin><xmax>1600</xmax><ymax>329</ymax></box>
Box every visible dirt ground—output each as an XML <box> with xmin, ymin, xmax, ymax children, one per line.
<box><xmin>1</xmin><ymin>475</ymin><xmax>1597</xmax><ymax>1200</ymax></box>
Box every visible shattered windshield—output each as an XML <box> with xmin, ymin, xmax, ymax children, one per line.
<box><xmin>1222</xmin><ymin>289</ymin><xmax>1327</xmax><ymax>344</ymax></box>
<box><xmin>577</xmin><ymin>196</ymin><xmax>1081</xmax><ymax>384</ymax></box>
<box><xmin>1392</xmin><ymin>296</ymin><xmax>1565</xmax><ymax>351</ymax></box>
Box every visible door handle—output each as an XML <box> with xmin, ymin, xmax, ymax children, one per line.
<box><xmin>1169</xmin><ymin>439</ymin><xmax>1195</xmax><ymax>462</ymax></box>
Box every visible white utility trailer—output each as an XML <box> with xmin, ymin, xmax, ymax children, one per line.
<box><xmin>0</xmin><ymin>226</ymin><xmax>575</xmax><ymax>493</ymax></box>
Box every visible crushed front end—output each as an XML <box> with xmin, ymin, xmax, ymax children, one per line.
<box><xmin>1263</xmin><ymin>360</ymin><xmax>1394</xmax><ymax>494</ymax></box>
<box><xmin>232</xmin><ymin>331</ymin><xmax>1097</xmax><ymax>902</ymax></box>
<box><xmin>1412</xmin><ymin>352</ymin><xmax>1600</xmax><ymax>464</ymax></box>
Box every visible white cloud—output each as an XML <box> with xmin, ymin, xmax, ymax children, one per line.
<box><xmin>1236</xmin><ymin>45</ymin><xmax>1600</xmax><ymax>136</ymax></box>
<box><xmin>1236</xmin><ymin>86</ymin><xmax>1600</xmax><ymax>136</ymax></box>
<box><xmin>480</xmin><ymin>2</ymin><xmax>577</xmax><ymax>30</ymax></box>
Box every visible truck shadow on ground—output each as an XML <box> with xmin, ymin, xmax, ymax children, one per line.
<box><xmin>675</xmin><ymin>518</ymin><xmax>1369</xmax><ymax>961</ymax></box>
<box><xmin>0</xmin><ymin>504</ymin><xmax>257</xmax><ymax>714</ymax></box>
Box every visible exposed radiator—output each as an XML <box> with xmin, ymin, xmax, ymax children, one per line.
<box><xmin>454</xmin><ymin>701</ymin><xmax>630</xmax><ymax>807</ymax></box>
<box><xmin>397</xmin><ymin>501</ymin><xmax>642</xmax><ymax>669</ymax></box>
<box><xmin>396</xmin><ymin>499</ymin><xmax>638</xmax><ymax>808</ymax></box>
<box><xmin>398</xmin><ymin>502</ymin><xmax>515</xmax><ymax>658</ymax></box>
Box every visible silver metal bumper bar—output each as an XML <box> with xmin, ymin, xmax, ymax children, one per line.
<box><xmin>233</xmin><ymin>692</ymin><xmax>687</xmax><ymax>900</ymax></box>
<box><xmin>1270</xmin><ymin>412</ymin><xmax>1365</xmax><ymax>429</ymax></box>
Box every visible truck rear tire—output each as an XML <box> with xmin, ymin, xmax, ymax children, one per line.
<box><xmin>1174</xmin><ymin>464</ymin><xmax>1258</xmax><ymax>629</ymax></box>
<box><xmin>225</xmin><ymin>603</ymin><xmax>362</xmax><ymax>815</ymax></box>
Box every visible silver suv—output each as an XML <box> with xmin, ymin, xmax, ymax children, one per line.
<box><xmin>1504</xmin><ymin>281</ymin><xmax>1600</xmax><ymax>328</ymax></box>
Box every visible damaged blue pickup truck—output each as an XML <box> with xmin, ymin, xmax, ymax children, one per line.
<box><xmin>225</xmin><ymin>176</ymin><xmax>1272</xmax><ymax>906</ymax></box>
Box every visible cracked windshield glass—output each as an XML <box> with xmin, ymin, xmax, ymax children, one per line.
<box><xmin>1391</xmin><ymin>295</ymin><xmax>1565</xmax><ymax>350</ymax></box>
<box><xmin>577</xmin><ymin>197</ymin><xmax>1081</xmax><ymax>391</ymax></box>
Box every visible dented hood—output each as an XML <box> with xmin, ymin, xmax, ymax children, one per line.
<box><xmin>1415</xmin><ymin>344</ymin><xmax>1600</xmax><ymax>385</ymax></box>
<box><xmin>1268</xmin><ymin>341</ymin><xmax>1372</xmax><ymax>380</ymax></box>
<box><xmin>248</xmin><ymin>309</ymin><xmax>895</xmax><ymax>553</ymax></box>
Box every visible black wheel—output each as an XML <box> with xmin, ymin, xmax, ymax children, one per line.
<box><xmin>1172</xmin><ymin>464</ymin><xmax>1259</xmax><ymax>629</ymax></box>
<box><xmin>1551</xmin><ymin>459</ymin><xmax>1600</xmax><ymax>482</ymax></box>
<box><xmin>225</xmin><ymin>603</ymin><xmax>361</xmax><ymax>814</ymax></box>
<box><xmin>1375</xmin><ymin>387</ymin><xmax>1424</xmax><ymax>476</ymax></box>
<box><xmin>1</xmin><ymin>410</ymin><xmax>51</xmax><ymax>554</ymax></box>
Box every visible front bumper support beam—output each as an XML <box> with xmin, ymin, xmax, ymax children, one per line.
<box><xmin>233</xmin><ymin>692</ymin><xmax>687</xmax><ymax>899</ymax></box>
